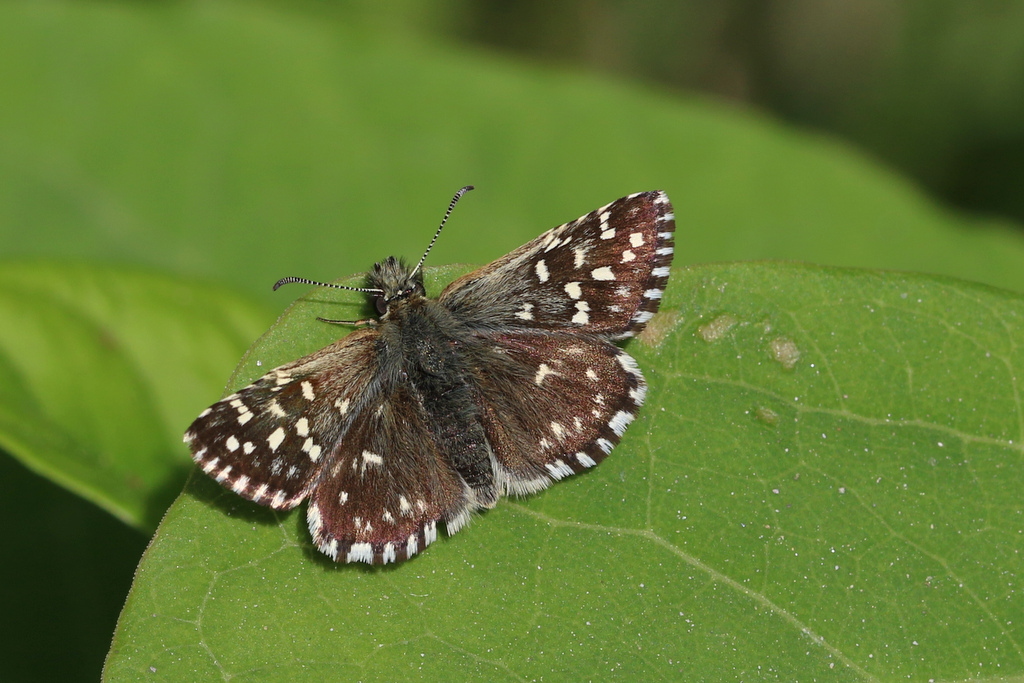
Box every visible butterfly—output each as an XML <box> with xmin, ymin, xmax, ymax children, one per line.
<box><xmin>184</xmin><ymin>187</ymin><xmax>675</xmax><ymax>564</ymax></box>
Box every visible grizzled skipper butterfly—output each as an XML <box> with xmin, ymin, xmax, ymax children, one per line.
<box><xmin>184</xmin><ymin>187</ymin><xmax>674</xmax><ymax>564</ymax></box>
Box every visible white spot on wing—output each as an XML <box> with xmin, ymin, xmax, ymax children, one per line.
<box><xmin>296</xmin><ymin>417</ymin><xmax>309</xmax><ymax>437</ymax></box>
<box><xmin>629</xmin><ymin>232</ymin><xmax>645</xmax><ymax>247</ymax></box>
<box><xmin>599</xmin><ymin>211</ymin><xmax>614</xmax><ymax>239</ymax></box>
<box><xmin>534</xmin><ymin>363</ymin><xmax>557</xmax><ymax>385</ymax></box>
<box><xmin>616</xmin><ymin>352</ymin><xmax>643</xmax><ymax>377</ymax></box>
<box><xmin>621</xmin><ymin>250</ymin><xmax>636</xmax><ymax>263</ymax></box>
<box><xmin>231</xmin><ymin>475</ymin><xmax>250</xmax><ymax>494</ymax></box>
<box><xmin>382</xmin><ymin>543</ymin><xmax>397</xmax><ymax>564</ymax></box>
<box><xmin>652</xmin><ymin>266</ymin><xmax>670</xmax><ymax>278</ymax></box>
<box><xmin>609</xmin><ymin>410</ymin><xmax>634</xmax><ymax>436</ymax></box>
<box><xmin>347</xmin><ymin>542</ymin><xmax>374</xmax><ymax>564</ymax></box>
<box><xmin>535</xmin><ymin>259</ymin><xmax>550</xmax><ymax>283</ymax></box>
<box><xmin>362</xmin><ymin>450</ymin><xmax>384</xmax><ymax>467</ymax></box>
<box><xmin>335</xmin><ymin>398</ymin><xmax>350</xmax><ymax>415</ymax></box>
<box><xmin>301</xmin><ymin>437</ymin><xmax>321</xmax><ymax>461</ymax></box>
<box><xmin>516</xmin><ymin>303</ymin><xmax>535</xmax><ymax>321</ymax></box>
<box><xmin>268</xmin><ymin>427</ymin><xmax>286</xmax><ymax>451</ymax></box>
<box><xmin>564</xmin><ymin>282</ymin><xmax>582</xmax><ymax>299</ymax></box>
<box><xmin>546</xmin><ymin>460</ymin><xmax>574</xmax><ymax>479</ymax></box>
<box><xmin>576</xmin><ymin>452</ymin><xmax>597</xmax><ymax>468</ymax></box>
<box><xmin>571</xmin><ymin>301</ymin><xmax>590</xmax><ymax>325</ymax></box>
<box><xmin>591</xmin><ymin>266</ymin><xmax>615</xmax><ymax>281</ymax></box>
<box><xmin>301</xmin><ymin>381</ymin><xmax>315</xmax><ymax>400</ymax></box>
<box><xmin>226</xmin><ymin>436</ymin><xmax>240</xmax><ymax>452</ymax></box>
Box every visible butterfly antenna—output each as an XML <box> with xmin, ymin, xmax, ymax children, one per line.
<box><xmin>272</xmin><ymin>276</ymin><xmax>383</xmax><ymax>294</ymax></box>
<box><xmin>411</xmin><ymin>185</ymin><xmax>474</xmax><ymax>277</ymax></box>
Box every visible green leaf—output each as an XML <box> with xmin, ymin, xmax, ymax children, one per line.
<box><xmin>0</xmin><ymin>262</ymin><xmax>272</xmax><ymax>529</ymax></box>
<box><xmin>106</xmin><ymin>262</ymin><xmax>1024</xmax><ymax>680</ymax></box>
<box><xmin>2</xmin><ymin>0</ymin><xmax>1024</xmax><ymax>302</ymax></box>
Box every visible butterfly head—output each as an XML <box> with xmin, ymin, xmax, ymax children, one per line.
<box><xmin>366</xmin><ymin>256</ymin><xmax>425</xmax><ymax>315</ymax></box>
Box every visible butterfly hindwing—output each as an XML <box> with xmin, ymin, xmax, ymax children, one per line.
<box><xmin>306</xmin><ymin>382</ymin><xmax>472</xmax><ymax>564</ymax></box>
<box><xmin>467</xmin><ymin>331</ymin><xmax>646</xmax><ymax>495</ymax></box>
<box><xmin>184</xmin><ymin>328</ymin><xmax>380</xmax><ymax>510</ymax></box>
<box><xmin>439</xmin><ymin>190</ymin><xmax>674</xmax><ymax>338</ymax></box>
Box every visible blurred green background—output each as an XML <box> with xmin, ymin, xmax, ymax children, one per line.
<box><xmin>2</xmin><ymin>1</ymin><xmax>1023</xmax><ymax>680</ymax></box>
<box><xmin>333</xmin><ymin>0</ymin><xmax>1024</xmax><ymax>228</ymax></box>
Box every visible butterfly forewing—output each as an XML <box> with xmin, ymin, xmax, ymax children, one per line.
<box><xmin>184</xmin><ymin>328</ymin><xmax>380</xmax><ymax>510</ymax></box>
<box><xmin>439</xmin><ymin>190</ymin><xmax>674</xmax><ymax>338</ymax></box>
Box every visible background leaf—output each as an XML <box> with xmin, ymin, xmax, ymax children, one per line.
<box><xmin>106</xmin><ymin>262</ymin><xmax>1024</xmax><ymax>680</ymax></box>
<box><xmin>0</xmin><ymin>262</ymin><xmax>272</xmax><ymax>528</ymax></box>
<box><xmin>2</xmin><ymin>0</ymin><xmax>1024</xmax><ymax>305</ymax></box>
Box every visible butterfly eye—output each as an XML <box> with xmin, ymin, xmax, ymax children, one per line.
<box><xmin>375</xmin><ymin>296</ymin><xmax>388</xmax><ymax>315</ymax></box>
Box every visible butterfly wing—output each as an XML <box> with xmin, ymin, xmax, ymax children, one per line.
<box><xmin>184</xmin><ymin>328</ymin><xmax>381</xmax><ymax>510</ymax></box>
<box><xmin>465</xmin><ymin>330</ymin><xmax>647</xmax><ymax>495</ymax></box>
<box><xmin>305</xmin><ymin>380</ymin><xmax>475</xmax><ymax>564</ymax></box>
<box><xmin>439</xmin><ymin>190</ymin><xmax>674</xmax><ymax>339</ymax></box>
